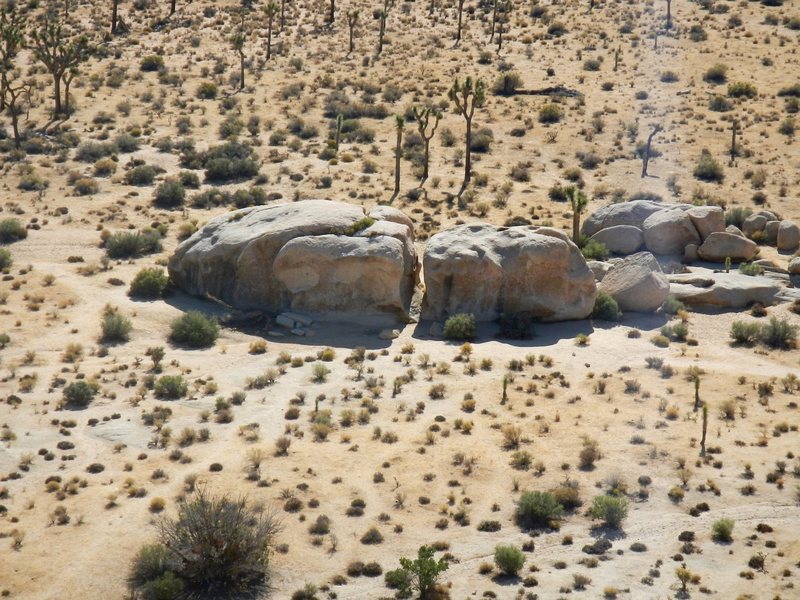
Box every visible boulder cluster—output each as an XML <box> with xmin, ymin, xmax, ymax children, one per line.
<box><xmin>169</xmin><ymin>199</ymin><xmax>800</xmax><ymax>324</ymax></box>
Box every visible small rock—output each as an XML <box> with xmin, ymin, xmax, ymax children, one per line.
<box><xmin>290</xmin><ymin>328</ymin><xmax>306</xmax><ymax>336</ymax></box>
<box><xmin>276</xmin><ymin>314</ymin><xmax>296</xmax><ymax>329</ymax></box>
<box><xmin>379</xmin><ymin>329</ymin><xmax>400</xmax><ymax>340</ymax></box>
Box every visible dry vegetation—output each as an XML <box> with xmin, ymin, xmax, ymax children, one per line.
<box><xmin>1</xmin><ymin>0</ymin><xmax>800</xmax><ymax>598</ymax></box>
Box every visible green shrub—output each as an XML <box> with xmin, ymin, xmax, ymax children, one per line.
<box><xmin>73</xmin><ymin>177</ymin><xmax>100</xmax><ymax>195</ymax></box>
<box><xmin>581</xmin><ymin>238</ymin><xmax>610</xmax><ymax>261</ymax></box>
<box><xmin>139</xmin><ymin>571</ymin><xmax>184</xmax><ymax>600</ymax></box>
<box><xmin>589</xmin><ymin>495</ymin><xmax>629</xmax><ymax>528</ymax></box>
<box><xmin>711</xmin><ymin>518</ymin><xmax>734</xmax><ymax>542</ymax></box>
<box><xmin>129</xmin><ymin>489</ymin><xmax>278</xmax><ymax>598</ymax></box>
<box><xmin>728</xmin><ymin>82</ymin><xmax>757</xmax><ymax>98</ymax></box>
<box><xmin>703</xmin><ymin>63</ymin><xmax>728</xmax><ymax>84</ymax></box>
<box><xmin>115</xmin><ymin>133</ymin><xmax>140</xmax><ymax>153</ymax></box>
<box><xmin>758</xmin><ymin>316</ymin><xmax>798</xmax><ymax>349</ymax></box>
<box><xmin>76</xmin><ymin>141</ymin><xmax>116</xmax><ymax>162</ymax></box>
<box><xmin>730</xmin><ymin>321</ymin><xmax>761</xmax><ymax>345</ymax></box>
<box><xmin>777</xmin><ymin>83</ymin><xmax>800</xmax><ymax>97</ymax></box>
<box><xmin>102</xmin><ymin>309</ymin><xmax>132</xmax><ymax>343</ymax></box>
<box><xmin>129</xmin><ymin>268</ymin><xmax>170</xmax><ymax>299</ymax></box>
<box><xmin>105</xmin><ymin>229</ymin><xmax>162</xmax><ymax>259</ymax></box>
<box><xmin>492</xmin><ymin>72</ymin><xmax>523</xmax><ymax>96</ymax></box>
<box><xmin>443</xmin><ymin>313</ymin><xmax>476</xmax><ymax>341</ymax></box>
<box><xmin>661</xmin><ymin>296</ymin><xmax>686</xmax><ymax>315</ymax></box>
<box><xmin>140</xmin><ymin>55</ymin><xmax>165</xmax><ymax>72</ymax></box>
<box><xmin>0</xmin><ymin>248</ymin><xmax>12</xmax><ymax>269</ymax></box>
<box><xmin>592</xmin><ymin>291</ymin><xmax>621</xmax><ymax>321</ymax></box>
<box><xmin>778</xmin><ymin>118</ymin><xmax>796</xmax><ymax>136</ymax></box>
<box><xmin>693</xmin><ymin>149</ymin><xmax>724</xmax><ymax>183</ymax></box>
<box><xmin>538</xmin><ymin>103</ymin><xmax>562</xmax><ymax>124</ymax></box>
<box><xmin>725</xmin><ymin>206</ymin><xmax>752</xmax><ymax>228</ymax></box>
<box><xmin>515</xmin><ymin>491</ymin><xmax>563</xmax><ymax>529</ymax></box>
<box><xmin>739</xmin><ymin>262</ymin><xmax>764</xmax><ymax>276</ymax></box>
<box><xmin>169</xmin><ymin>311</ymin><xmax>219</xmax><ymax>348</ymax></box>
<box><xmin>153</xmin><ymin>179</ymin><xmax>186</xmax><ymax>208</ymax></box>
<box><xmin>129</xmin><ymin>544</ymin><xmax>174</xmax><ymax>589</ymax></box>
<box><xmin>125</xmin><ymin>165</ymin><xmax>158</xmax><ymax>186</ymax></box>
<box><xmin>494</xmin><ymin>544</ymin><xmax>525</xmax><ymax>575</ymax></box>
<box><xmin>390</xmin><ymin>546</ymin><xmax>448</xmax><ymax>598</ymax></box>
<box><xmin>469</xmin><ymin>128</ymin><xmax>494</xmax><ymax>153</ymax></box>
<box><xmin>196</xmin><ymin>81</ymin><xmax>218</xmax><ymax>99</ymax></box>
<box><xmin>154</xmin><ymin>375</ymin><xmax>188</xmax><ymax>399</ymax></box>
<box><xmin>63</xmin><ymin>381</ymin><xmax>95</xmax><ymax>407</ymax></box>
<box><xmin>0</xmin><ymin>219</ymin><xmax>27</xmax><ymax>243</ymax></box>
<box><xmin>708</xmin><ymin>95</ymin><xmax>732</xmax><ymax>112</ymax></box>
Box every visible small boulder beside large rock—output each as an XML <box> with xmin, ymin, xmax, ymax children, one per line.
<box><xmin>687</xmin><ymin>206</ymin><xmax>725</xmax><ymax>240</ymax></box>
<box><xmin>697</xmin><ymin>232</ymin><xmax>758</xmax><ymax>262</ymax></box>
<box><xmin>598</xmin><ymin>252</ymin><xmax>670</xmax><ymax>312</ymax></box>
<box><xmin>642</xmin><ymin>208</ymin><xmax>701</xmax><ymax>256</ymax></box>
<box><xmin>777</xmin><ymin>221</ymin><xmax>800</xmax><ymax>252</ymax></box>
<box><xmin>589</xmin><ymin>225</ymin><xmax>643</xmax><ymax>255</ymax></box>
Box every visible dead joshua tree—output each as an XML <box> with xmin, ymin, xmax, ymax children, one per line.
<box><xmin>392</xmin><ymin>115</ymin><xmax>404</xmax><ymax>199</ymax></box>
<box><xmin>347</xmin><ymin>9</ymin><xmax>359</xmax><ymax>54</ymax></box>
<box><xmin>411</xmin><ymin>105</ymin><xmax>442</xmax><ymax>183</ymax></box>
<box><xmin>641</xmin><ymin>123</ymin><xmax>663</xmax><ymax>177</ymax></box>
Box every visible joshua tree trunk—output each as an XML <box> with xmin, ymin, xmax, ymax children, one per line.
<box><xmin>641</xmin><ymin>123</ymin><xmax>663</xmax><ymax>178</ymax></box>
<box><xmin>63</xmin><ymin>71</ymin><xmax>75</xmax><ymax>113</ymax></box>
<box><xmin>238</xmin><ymin>49</ymin><xmax>245</xmax><ymax>89</ymax></box>
<box><xmin>665</xmin><ymin>0</ymin><xmax>672</xmax><ymax>30</ymax></box>
<box><xmin>111</xmin><ymin>0</ymin><xmax>119</xmax><ymax>34</ymax></box>
<box><xmin>377</xmin><ymin>11</ymin><xmax>386</xmax><ymax>55</ymax></box>
<box><xmin>464</xmin><ymin>117</ymin><xmax>472</xmax><ymax>185</ymax></box>
<box><xmin>267</xmin><ymin>16</ymin><xmax>273</xmax><ymax>59</ymax></box>
<box><xmin>489</xmin><ymin>0</ymin><xmax>497</xmax><ymax>42</ymax></box>
<box><xmin>170</xmin><ymin>0</ymin><xmax>176</xmax><ymax>15</ymax></box>
<box><xmin>53</xmin><ymin>74</ymin><xmax>63</xmax><ymax>116</ymax></box>
<box><xmin>700</xmin><ymin>403</ymin><xmax>708</xmax><ymax>457</ymax></box>
<box><xmin>393</xmin><ymin>116</ymin><xmax>403</xmax><ymax>198</ymax></box>
<box><xmin>280</xmin><ymin>0</ymin><xmax>286</xmax><ymax>30</ymax></box>
<box><xmin>455</xmin><ymin>0</ymin><xmax>465</xmax><ymax>45</ymax></box>
<box><xmin>329</xmin><ymin>0</ymin><xmax>335</xmax><ymax>26</ymax></box>
<box><xmin>693</xmin><ymin>376</ymin><xmax>701</xmax><ymax>412</ymax></box>
<box><xmin>730</xmin><ymin>120</ymin><xmax>738</xmax><ymax>162</ymax></box>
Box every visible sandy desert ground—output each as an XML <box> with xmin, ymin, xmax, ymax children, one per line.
<box><xmin>1</xmin><ymin>0</ymin><xmax>800</xmax><ymax>598</ymax></box>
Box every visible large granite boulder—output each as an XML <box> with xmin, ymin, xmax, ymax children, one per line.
<box><xmin>687</xmin><ymin>206</ymin><xmax>725</xmax><ymax>240</ymax></box>
<box><xmin>697</xmin><ymin>232</ymin><xmax>758</xmax><ymax>262</ymax></box>
<box><xmin>598</xmin><ymin>252</ymin><xmax>670</xmax><ymax>312</ymax></box>
<box><xmin>423</xmin><ymin>224</ymin><xmax>596</xmax><ymax>322</ymax></box>
<box><xmin>668</xmin><ymin>271</ymin><xmax>782</xmax><ymax>308</ymax></box>
<box><xmin>789</xmin><ymin>256</ymin><xmax>800</xmax><ymax>275</ymax></box>
<box><xmin>589</xmin><ymin>225</ymin><xmax>643</xmax><ymax>255</ymax></box>
<box><xmin>581</xmin><ymin>200</ymin><xmax>666</xmax><ymax>237</ymax></box>
<box><xmin>777</xmin><ymin>221</ymin><xmax>800</xmax><ymax>252</ymax></box>
<box><xmin>643</xmin><ymin>208</ymin><xmax>701</xmax><ymax>255</ymax></box>
<box><xmin>168</xmin><ymin>200</ymin><xmax>419</xmax><ymax>317</ymax></box>
<box><xmin>742</xmin><ymin>214</ymin><xmax>768</xmax><ymax>237</ymax></box>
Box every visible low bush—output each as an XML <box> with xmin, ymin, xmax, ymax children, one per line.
<box><xmin>444</xmin><ymin>313</ymin><xmax>476</xmax><ymax>341</ymax></box>
<box><xmin>515</xmin><ymin>491</ymin><xmax>563</xmax><ymax>529</ymax></box>
<box><xmin>589</xmin><ymin>495</ymin><xmax>629</xmax><ymax>528</ymax></box>
<box><xmin>693</xmin><ymin>149</ymin><xmax>724</xmax><ymax>183</ymax></box>
<box><xmin>169</xmin><ymin>312</ymin><xmax>219</xmax><ymax>348</ymax></box>
<box><xmin>0</xmin><ymin>248</ymin><xmax>11</xmax><ymax>269</ymax></box>
<box><xmin>101</xmin><ymin>309</ymin><xmax>132</xmax><ymax>343</ymax></box>
<box><xmin>125</xmin><ymin>165</ymin><xmax>158</xmax><ymax>186</ymax></box>
<box><xmin>494</xmin><ymin>544</ymin><xmax>525</xmax><ymax>575</ymax></box>
<box><xmin>140</xmin><ymin>55</ymin><xmax>165</xmax><ymax>72</ymax></box>
<box><xmin>154</xmin><ymin>375</ymin><xmax>188</xmax><ymax>400</ymax></box>
<box><xmin>63</xmin><ymin>381</ymin><xmax>95</xmax><ymax>408</ymax></box>
<box><xmin>0</xmin><ymin>219</ymin><xmax>27</xmax><ymax>243</ymax></box>
<box><xmin>104</xmin><ymin>229</ymin><xmax>162</xmax><ymax>259</ymax></box>
<box><xmin>581</xmin><ymin>238</ymin><xmax>609</xmax><ymax>261</ymax></box>
<box><xmin>153</xmin><ymin>179</ymin><xmax>186</xmax><ymax>209</ymax></box>
<box><xmin>711</xmin><ymin>518</ymin><xmax>734</xmax><ymax>542</ymax></box>
<box><xmin>538</xmin><ymin>103</ymin><xmax>562</xmax><ymax>124</ymax></box>
<box><xmin>129</xmin><ymin>268</ymin><xmax>169</xmax><ymax>299</ymax></box>
<box><xmin>593</xmin><ymin>291</ymin><xmax>621</xmax><ymax>321</ymax></box>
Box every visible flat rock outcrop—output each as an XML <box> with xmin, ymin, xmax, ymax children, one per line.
<box><xmin>423</xmin><ymin>224</ymin><xmax>596</xmax><ymax>322</ymax></box>
<box><xmin>668</xmin><ymin>271</ymin><xmax>782</xmax><ymax>308</ymax></box>
<box><xmin>169</xmin><ymin>200</ymin><xmax>418</xmax><ymax>317</ymax></box>
<box><xmin>598</xmin><ymin>252</ymin><xmax>670</xmax><ymax>312</ymax></box>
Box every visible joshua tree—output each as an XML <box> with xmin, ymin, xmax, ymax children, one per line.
<box><xmin>264</xmin><ymin>2</ymin><xmax>278</xmax><ymax>60</ymax></box>
<box><xmin>411</xmin><ymin>105</ymin><xmax>442</xmax><ymax>183</ymax></box>
<box><xmin>448</xmin><ymin>76</ymin><xmax>485</xmax><ymax>190</ymax></box>
<box><xmin>455</xmin><ymin>0</ymin><xmax>466</xmax><ymax>45</ymax></box>
<box><xmin>111</xmin><ymin>0</ymin><xmax>120</xmax><ymax>34</ymax></box>
<box><xmin>4</xmin><ymin>78</ymin><xmax>32</xmax><ymax>149</ymax></box>
<box><xmin>169</xmin><ymin>0</ymin><xmax>177</xmax><ymax>16</ymax></box>
<box><xmin>231</xmin><ymin>26</ymin><xmax>246</xmax><ymax>90</ymax></box>
<box><xmin>328</xmin><ymin>0</ymin><xmax>335</xmax><ymax>26</ymax></box>
<box><xmin>665</xmin><ymin>0</ymin><xmax>672</xmax><ymax>30</ymax></box>
<box><xmin>565</xmin><ymin>186</ymin><xmax>589</xmax><ymax>245</ymax></box>
<box><xmin>31</xmin><ymin>15</ymin><xmax>92</xmax><ymax>117</ymax></box>
<box><xmin>0</xmin><ymin>6</ymin><xmax>26</xmax><ymax>112</ymax></box>
<box><xmin>730</xmin><ymin>119</ymin><xmax>738</xmax><ymax>162</ymax></box>
<box><xmin>700</xmin><ymin>403</ymin><xmax>708</xmax><ymax>457</ymax></box>
<box><xmin>489</xmin><ymin>0</ymin><xmax>498</xmax><ymax>42</ymax></box>
<box><xmin>393</xmin><ymin>115</ymin><xmax>404</xmax><ymax>198</ymax></box>
<box><xmin>377</xmin><ymin>10</ymin><xmax>387</xmax><ymax>55</ymax></box>
<box><xmin>641</xmin><ymin>123</ymin><xmax>663</xmax><ymax>177</ymax></box>
<box><xmin>347</xmin><ymin>9</ymin><xmax>359</xmax><ymax>54</ymax></box>
<box><xmin>613</xmin><ymin>46</ymin><xmax>621</xmax><ymax>71</ymax></box>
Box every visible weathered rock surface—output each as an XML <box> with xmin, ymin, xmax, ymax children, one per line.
<box><xmin>668</xmin><ymin>271</ymin><xmax>782</xmax><ymax>308</ymax></box>
<box><xmin>687</xmin><ymin>206</ymin><xmax>725</xmax><ymax>240</ymax></box>
<box><xmin>742</xmin><ymin>214</ymin><xmax>768</xmax><ymax>237</ymax></box>
<box><xmin>643</xmin><ymin>209</ymin><xmax>701</xmax><ymax>255</ymax></box>
<box><xmin>587</xmin><ymin>260</ymin><xmax>611</xmax><ymax>282</ymax></box>
<box><xmin>169</xmin><ymin>200</ymin><xmax>419</xmax><ymax>317</ymax></box>
<box><xmin>598</xmin><ymin>252</ymin><xmax>670</xmax><ymax>312</ymax></box>
<box><xmin>697</xmin><ymin>232</ymin><xmax>758</xmax><ymax>262</ymax></box>
<box><xmin>777</xmin><ymin>220</ymin><xmax>800</xmax><ymax>252</ymax></box>
<box><xmin>581</xmin><ymin>200</ymin><xmax>666</xmax><ymax>237</ymax></box>
<box><xmin>423</xmin><ymin>224</ymin><xmax>596</xmax><ymax>322</ymax></box>
<box><xmin>789</xmin><ymin>256</ymin><xmax>800</xmax><ymax>275</ymax></box>
<box><xmin>589</xmin><ymin>225</ymin><xmax>643</xmax><ymax>255</ymax></box>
